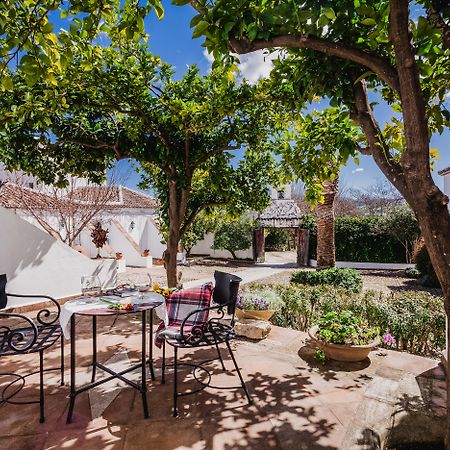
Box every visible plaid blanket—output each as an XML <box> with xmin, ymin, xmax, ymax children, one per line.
<box><xmin>155</xmin><ymin>283</ymin><xmax>214</xmax><ymax>347</ymax></box>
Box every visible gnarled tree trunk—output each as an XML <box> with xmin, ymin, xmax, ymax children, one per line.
<box><xmin>316</xmin><ymin>175</ymin><xmax>339</xmax><ymax>269</ymax></box>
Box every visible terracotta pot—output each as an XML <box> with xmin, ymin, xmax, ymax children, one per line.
<box><xmin>308</xmin><ymin>325</ymin><xmax>380</xmax><ymax>362</ymax></box>
<box><xmin>115</xmin><ymin>252</ymin><xmax>123</xmax><ymax>260</ymax></box>
<box><xmin>236</xmin><ymin>308</ymin><xmax>275</xmax><ymax>321</ymax></box>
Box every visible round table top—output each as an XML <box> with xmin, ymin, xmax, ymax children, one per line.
<box><xmin>68</xmin><ymin>292</ymin><xmax>165</xmax><ymax>317</ymax></box>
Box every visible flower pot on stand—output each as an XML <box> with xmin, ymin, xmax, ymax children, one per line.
<box><xmin>308</xmin><ymin>325</ymin><xmax>380</xmax><ymax>362</ymax></box>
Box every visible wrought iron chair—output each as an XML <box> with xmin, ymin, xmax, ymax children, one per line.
<box><xmin>158</xmin><ymin>271</ymin><xmax>252</xmax><ymax>417</ymax></box>
<box><xmin>0</xmin><ymin>274</ymin><xmax>64</xmax><ymax>423</ymax></box>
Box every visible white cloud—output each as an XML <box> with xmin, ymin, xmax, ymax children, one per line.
<box><xmin>352</xmin><ymin>168</ymin><xmax>365</xmax><ymax>174</ymax></box>
<box><xmin>203</xmin><ymin>49</ymin><xmax>281</xmax><ymax>84</ymax></box>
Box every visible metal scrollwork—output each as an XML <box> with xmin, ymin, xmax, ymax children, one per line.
<box><xmin>6</xmin><ymin>294</ymin><xmax>60</xmax><ymax>326</ymax></box>
<box><xmin>179</xmin><ymin>302</ymin><xmax>232</xmax><ymax>346</ymax></box>
<box><xmin>0</xmin><ymin>313</ymin><xmax>38</xmax><ymax>353</ymax></box>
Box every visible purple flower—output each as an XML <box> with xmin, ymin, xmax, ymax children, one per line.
<box><xmin>383</xmin><ymin>333</ymin><xmax>396</xmax><ymax>346</ymax></box>
<box><xmin>250</xmin><ymin>297</ymin><xmax>269</xmax><ymax>311</ymax></box>
<box><xmin>236</xmin><ymin>294</ymin><xmax>244</xmax><ymax>309</ymax></box>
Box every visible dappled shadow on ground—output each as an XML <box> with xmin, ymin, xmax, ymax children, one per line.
<box><xmin>1</xmin><ymin>317</ymin><xmax>347</xmax><ymax>450</ymax></box>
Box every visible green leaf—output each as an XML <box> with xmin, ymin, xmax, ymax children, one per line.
<box><xmin>361</xmin><ymin>18</ymin><xmax>377</xmax><ymax>26</ymax></box>
<box><xmin>322</xmin><ymin>8</ymin><xmax>336</xmax><ymax>20</ymax></box>
<box><xmin>42</xmin><ymin>23</ymin><xmax>53</xmax><ymax>34</ymax></box>
<box><xmin>1</xmin><ymin>76</ymin><xmax>13</xmax><ymax>91</ymax></box>
<box><xmin>192</xmin><ymin>20</ymin><xmax>209</xmax><ymax>39</ymax></box>
<box><xmin>154</xmin><ymin>3</ymin><xmax>164</xmax><ymax>19</ymax></box>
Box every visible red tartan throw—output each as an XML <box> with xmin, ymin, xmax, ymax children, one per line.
<box><xmin>155</xmin><ymin>283</ymin><xmax>214</xmax><ymax>347</ymax></box>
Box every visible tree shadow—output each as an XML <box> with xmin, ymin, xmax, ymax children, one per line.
<box><xmin>0</xmin><ymin>320</ymin><xmax>350</xmax><ymax>449</ymax></box>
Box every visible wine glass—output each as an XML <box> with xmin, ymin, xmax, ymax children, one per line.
<box><xmin>81</xmin><ymin>275</ymin><xmax>102</xmax><ymax>297</ymax></box>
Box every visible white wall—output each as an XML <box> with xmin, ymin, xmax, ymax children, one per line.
<box><xmin>0</xmin><ymin>207</ymin><xmax>117</xmax><ymax>307</ymax></box>
<box><xmin>444</xmin><ymin>174</ymin><xmax>450</xmax><ymax>209</ymax></box>
<box><xmin>190</xmin><ymin>233</ymin><xmax>254</xmax><ymax>260</ymax></box>
<box><xmin>145</xmin><ymin>219</ymin><xmax>165</xmax><ymax>259</ymax></box>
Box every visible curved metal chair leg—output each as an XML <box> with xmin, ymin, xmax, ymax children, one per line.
<box><xmin>60</xmin><ymin>335</ymin><xmax>65</xmax><ymax>386</ymax></box>
<box><xmin>225</xmin><ymin>340</ymin><xmax>252</xmax><ymax>405</ymax></box>
<box><xmin>39</xmin><ymin>350</ymin><xmax>45</xmax><ymax>423</ymax></box>
<box><xmin>173</xmin><ymin>346</ymin><xmax>178</xmax><ymax>417</ymax></box>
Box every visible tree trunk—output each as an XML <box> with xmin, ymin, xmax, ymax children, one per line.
<box><xmin>229</xmin><ymin>249</ymin><xmax>237</xmax><ymax>260</ymax></box>
<box><xmin>165</xmin><ymin>228</ymin><xmax>179</xmax><ymax>288</ymax></box>
<box><xmin>316</xmin><ymin>175</ymin><xmax>339</xmax><ymax>269</ymax></box>
<box><xmin>165</xmin><ymin>179</ymin><xmax>188</xmax><ymax>288</ymax></box>
<box><xmin>389</xmin><ymin>2</ymin><xmax>450</xmax><ymax>445</ymax></box>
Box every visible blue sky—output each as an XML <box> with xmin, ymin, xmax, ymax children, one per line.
<box><xmin>114</xmin><ymin>3</ymin><xmax>449</xmax><ymax>194</ymax></box>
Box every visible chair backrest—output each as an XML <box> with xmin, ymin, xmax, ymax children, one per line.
<box><xmin>0</xmin><ymin>274</ymin><xmax>7</xmax><ymax>309</ymax></box>
<box><xmin>213</xmin><ymin>271</ymin><xmax>242</xmax><ymax>316</ymax></box>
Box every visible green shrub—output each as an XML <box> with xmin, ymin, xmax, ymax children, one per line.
<box><xmin>265</xmin><ymin>228</ymin><xmax>290</xmax><ymax>251</ymax></box>
<box><xmin>290</xmin><ymin>268</ymin><xmax>363</xmax><ymax>293</ymax></box>
<box><xmin>404</xmin><ymin>267</ymin><xmax>421</xmax><ymax>279</ymax></box>
<box><xmin>413</xmin><ymin>244</ymin><xmax>440</xmax><ymax>288</ymax></box>
<box><xmin>263</xmin><ymin>284</ymin><xmax>445</xmax><ymax>356</ymax></box>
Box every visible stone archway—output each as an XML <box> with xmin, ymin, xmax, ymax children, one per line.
<box><xmin>253</xmin><ymin>193</ymin><xmax>309</xmax><ymax>267</ymax></box>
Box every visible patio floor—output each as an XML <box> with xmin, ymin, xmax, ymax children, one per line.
<box><xmin>0</xmin><ymin>315</ymin><xmax>446</xmax><ymax>450</ymax></box>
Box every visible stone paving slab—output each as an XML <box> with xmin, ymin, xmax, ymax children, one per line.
<box><xmin>0</xmin><ymin>317</ymin><xmax>445</xmax><ymax>450</ymax></box>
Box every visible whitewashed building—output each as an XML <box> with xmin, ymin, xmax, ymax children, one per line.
<box><xmin>439</xmin><ymin>167</ymin><xmax>450</xmax><ymax>210</ymax></box>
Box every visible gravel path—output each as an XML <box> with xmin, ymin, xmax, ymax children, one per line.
<box><xmin>119</xmin><ymin>258</ymin><xmax>442</xmax><ymax>295</ymax></box>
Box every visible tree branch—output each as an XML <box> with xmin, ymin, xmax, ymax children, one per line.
<box><xmin>180</xmin><ymin>201</ymin><xmax>227</xmax><ymax>237</ymax></box>
<box><xmin>229</xmin><ymin>35</ymin><xmax>400</xmax><ymax>92</ymax></box>
<box><xmin>427</xmin><ymin>6</ymin><xmax>450</xmax><ymax>50</ymax></box>
<box><xmin>351</xmin><ymin>80</ymin><xmax>410</xmax><ymax>201</ymax></box>
<box><xmin>192</xmin><ymin>145</ymin><xmax>240</xmax><ymax>170</ymax></box>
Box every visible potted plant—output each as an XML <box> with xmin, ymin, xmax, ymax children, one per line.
<box><xmin>308</xmin><ymin>310</ymin><xmax>380</xmax><ymax>362</ymax></box>
<box><xmin>142</xmin><ymin>249</ymin><xmax>150</xmax><ymax>257</ymax></box>
<box><xmin>235</xmin><ymin>289</ymin><xmax>282</xmax><ymax>321</ymax></box>
<box><xmin>115</xmin><ymin>252</ymin><xmax>123</xmax><ymax>260</ymax></box>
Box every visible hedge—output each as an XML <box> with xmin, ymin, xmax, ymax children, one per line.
<box><xmin>300</xmin><ymin>215</ymin><xmax>407</xmax><ymax>263</ymax></box>
<box><xmin>290</xmin><ymin>268</ymin><xmax>363</xmax><ymax>293</ymax></box>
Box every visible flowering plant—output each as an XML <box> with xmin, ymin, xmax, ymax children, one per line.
<box><xmin>236</xmin><ymin>289</ymin><xmax>283</xmax><ymax>311</ymax></box>
<box><xmin>382</xmin><ymin>333</ymin><xmax>396</xmax><ymax>347</ymax></box>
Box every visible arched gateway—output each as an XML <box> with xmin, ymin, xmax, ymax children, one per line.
<box><xmin>253</xmin><ymin>186</ymin><xmax>310</xmax><ymax>266</ymax></box>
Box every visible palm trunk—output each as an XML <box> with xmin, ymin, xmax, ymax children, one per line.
<box><xmin>316</xmin><ymin>175</ymin><xmax>339</xmax><ymax>269</ymax></box>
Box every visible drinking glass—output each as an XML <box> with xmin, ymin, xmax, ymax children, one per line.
<box><xmin>81</xmin><ymin>275</ymin><xmax>102</xmax><ymax>297</ymax></box>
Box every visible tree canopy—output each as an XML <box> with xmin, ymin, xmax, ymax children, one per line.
<box><xmin>0</xmin><ymin>0</ymin><xmax>164</xmax><ymax>89</ymax></box>
<box><xmin>0</xmin><ymin>42</ymin><xmax>285</xmax><ymax>285</ymax></box>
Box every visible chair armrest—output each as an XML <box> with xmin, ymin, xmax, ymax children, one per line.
<box><xmin>0</xmin><ymin>312</ymin><xmax>39</xmax><ymax>352</ymax></box>
<box><xmin>6</xmin><ymin>293</ymin><xmax>61</xmax><ymax>326</ymax></box>
<box><xmin>179</xmin><ymin>302</ymin><xmax>232</xmax><ymax>345</ymax></box>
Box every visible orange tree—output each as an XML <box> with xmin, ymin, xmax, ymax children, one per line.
<box><xmin>0</xmin><ymin>43</ymin><xmax>283</xmax><ymax>286</ymax></box>
<box><xmin>179</xmin><ymin>0</ymin><xmax>450</xmax><ymax>440</ymax></box>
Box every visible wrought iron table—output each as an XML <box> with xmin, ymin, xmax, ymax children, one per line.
<box><xmin>65</xmin><ymin>294</ymin><xmax>164</xmax><ymax>424</ymax></box>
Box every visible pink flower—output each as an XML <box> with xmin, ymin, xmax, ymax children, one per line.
<box><xmin>383</xmin><ymin>333</ymin><xmax>396</xmax><ymax>346</ymax></box>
